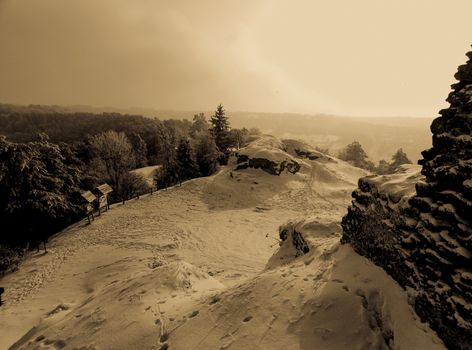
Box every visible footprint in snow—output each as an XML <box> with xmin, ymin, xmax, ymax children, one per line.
<box><xmin>209</xmin><ymin>296</ymin><xmax>221</xmax><ymax>305</ymax></box>
<box><xmin>242</xmin><ymin>315</ymin><xmax>253</xmax><ymax>322</ymax></box>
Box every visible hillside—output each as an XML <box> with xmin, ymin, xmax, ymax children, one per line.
<box><xmin>0</xmin><ymin>136</ymin><xmax>443</xmax><ymax>350</ymax></box>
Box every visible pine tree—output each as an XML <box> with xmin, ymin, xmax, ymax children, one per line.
<box><xmin>389</xmin><ymin>148</ymin><xmax>412</xmax><ymax>172</ymax></box>
<box><xmin>338</xmin><ymin>141</ymin><xmax>374</xmax><ymax>171</ymax></box>
<box><xmin>210</xmin><ymin>104</ymin><xmax>231</xmax><ymax>158</ymax></box>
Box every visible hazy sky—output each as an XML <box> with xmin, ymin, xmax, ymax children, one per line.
<box><xmin>0</xmin><ymin>0</ymin><xmax>471</xmax><ymax>117</ymax></box>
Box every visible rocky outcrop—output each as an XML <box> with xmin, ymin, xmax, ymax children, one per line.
<box><xmin>266</xmin><ymin>219</ymin><xmax>341</xmax><ymax>269</ymax></box>
<box><xmin>293</xmin><ymin>149</ymin><xmax>320</xmax><ymax>160</ymax></box>
<box><xmin>342</xmin><ymin>50</ymin><xmax>472</xmax><ymax>350</ymax></box>
<box><xmin>282</xmin><ymin>138</ymin><xmax>327</xmax><ymax>161</ymax></box>
<box><xmin>279</xmin><ymin>222</ymin><xmax>310</xmax><ymax>256</ymax></box>
<box><xmin>233</xmin><ymin>136</ymin><xmax>302</xmax><ymax>175</ymax></box>
<box><xmin>341</xmin><ymin>165</ymin><xmax>423</xmax><ymax>287</ymax></box>
<box><xmin>235</xmin><ymin>154</ymin><xmax>300</xmax><ymax>175</ymax></box>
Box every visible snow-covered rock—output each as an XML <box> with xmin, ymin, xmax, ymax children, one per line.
<box><xmin>235</xmin><ymin>136</ymin><xmax>302</xmax><ymax>175</ymax></box>
<box><xmin>342</xmin><ymin>49</ymin><xmax>472</xmax><ymax>350</ymax></box>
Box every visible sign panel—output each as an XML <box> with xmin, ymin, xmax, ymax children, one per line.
<box><xmin>99</xmin><ymin>195</ymin><xmax>108</xmax><ymax>209</ymax></box>
<box><xmin>86</xmin><ymin>203</ymin><xmax>94</xmax><ymax>213</ymax></box>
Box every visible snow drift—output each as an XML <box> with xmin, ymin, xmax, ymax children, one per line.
<box><xmin>0</xmin><ymin>135</ymin><xmax>444</xmax><ymax>350</ymax></box>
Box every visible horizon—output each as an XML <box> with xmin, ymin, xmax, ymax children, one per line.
<box><xmin>1</xmin><ymin>1</ymin><xmax>471</xmax><ymax>117</ymax></box>
<box><xmin>0</xmin><ymin>101</ymin><xmax>435</xmax><ymax>120</ymax></box>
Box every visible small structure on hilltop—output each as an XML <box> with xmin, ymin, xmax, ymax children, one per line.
<box><xmin>80</xmin><ymin>190</ymin><xmax>97</xmax><ymax>224</ymax></box>
<box><xmin>95</xmin><ymin>184</ymin><xmax>113</xmax><ymax>215</ymax></box>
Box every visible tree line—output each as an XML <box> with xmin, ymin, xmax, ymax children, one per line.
<box><xmin>0</xmin><ymin>104</ymin><xmax>253</xmax><ymax>272</ymax></box>
<box><xmin>337</xmin><ymin>141</ymin><xmax>412</xmax><ymax>174</ymax></box>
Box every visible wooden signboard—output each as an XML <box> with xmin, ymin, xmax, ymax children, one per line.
<box><xmin>96</xmin><ymin>183</ymin><xmax>113</xmax><ymax>196</ymax></box>
<box><xmin>80</xmin><ymin>190</ymin><xmax>97</xmax><ymax>223</ymax></box>
<box><xmin>95</xmin><ymin>183</ymin><xmax>113</xmax><ymax>215</ymax></box>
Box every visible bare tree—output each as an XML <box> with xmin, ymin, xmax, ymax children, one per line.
<box><xmin>89</xmin><ymin>131</ymin><xmax>135</xmax><ymax>194</ymax></box>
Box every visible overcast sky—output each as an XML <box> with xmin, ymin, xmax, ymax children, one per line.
<box><xmin>0</xmin><ymin>0</ymin><xmax>471</xmax><ymax>117</ymax></box>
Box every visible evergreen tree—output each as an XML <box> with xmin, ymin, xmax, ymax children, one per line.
<box><xmin>338</xmin><ymin>141</ymin><xmax>374</xmax><ymax>171</ymax></box>
<box><xmin>0</xmin><ymin>135</ymin><xmax>81</xmax><ymax>247</ymax></box>
<box><xmin>210</xmin><ymin>104</ymin><xmax>231</xmax><ymax>161</ymax></box>
<box><xmin>389</xmin><ymin>148</ymin><xmax>412</xmax><ymax>172</ymax></box>
<box><xmin>176</xmin><ymin>139</ymin><xmax>200</xmax><ymax>182</ymax></box>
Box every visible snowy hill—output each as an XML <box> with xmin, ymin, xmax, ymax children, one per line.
<box><xmin>0</xmin><ymin>136</ymin><xmax>443</xmax><ymax>350</ymax></box>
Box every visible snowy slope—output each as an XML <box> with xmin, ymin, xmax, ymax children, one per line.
<box><xmin>0</xmin><ymin>136</ymin><xmax>443</xmax><ymax>350</ymax></box>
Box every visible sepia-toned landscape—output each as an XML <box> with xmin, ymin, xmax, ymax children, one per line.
<box><xmin>0</xmin><ymin>1</ymin><xmax>471</xmax><ymax>350</ymax></box>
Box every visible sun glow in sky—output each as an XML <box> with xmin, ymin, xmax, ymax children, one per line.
<box><xmin>0</xmin><ymin>0</ymin><xmax>471</xmax><ymax>117</ymax></box>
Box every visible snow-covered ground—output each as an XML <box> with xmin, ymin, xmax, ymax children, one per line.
<box><xmin>0</xmin><ymin>137</ymin><xmax>444</xmax><ymax>349</ymax></box>
<box><xmin>131</xmin><ymin>165</ymin><xmax>161</xmax><ymax>187</ymax></box>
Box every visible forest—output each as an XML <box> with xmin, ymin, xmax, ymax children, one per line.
<box><xmin>0</xmin><ymin>104</ymin><xmax>254</xmax><ymax>272</ymax></box>
<box><xmin>0</xmin><ymin>103</ymin><xmax>412</xmax><ymax>274</ymax></box>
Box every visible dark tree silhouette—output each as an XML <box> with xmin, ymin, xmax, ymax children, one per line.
<box><xmin>0</xmin><ymin>135</ymin><xmax>81</xmax><ymax>247</ymax></box>
<box><xmin>120</xmin><ymin>172</ymin><xmax>150</xmax><ymax>201</ymax></box>
<box><xmin>210</xmin><ymin>104</ymin><xmax>231</xmax><ymax>163</ymax></box>
<box><xmin>194</xmin><ymin>133</ymin><xmax>219</xmax><ymax>177</ymax></box>
<box><xmin>176</xmin><ymin>139</ymin><xmax>200</xmax><ymax>182</ymax></box>
<box><xmin>338</xmin><ymin>141</ymin><xmax>374</xmax><ymax>171</ymax></box>
<box><xmin>128</xmin><ymin>132</ymin><xmax>148</xmax><ymax>168</ymax></box>
<box><xmin>389</xmin><ymin>148</ymin><xmax>412</xmax><ymax>172</ymax></box>
<box><xmin>154</xmin><ymin>157</ymin><xmax>180</xmax><ymax>189</ymax></box>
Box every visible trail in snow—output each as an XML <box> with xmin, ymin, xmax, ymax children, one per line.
<box><xmin>0</xmin><ymin>165</ymin><xmax>303</xmax><ymax>348</ymax></box>
<box><xmin>0</xmin><ymin>136</ymin><xmax>444</xmax><ymax>350</ymax></box>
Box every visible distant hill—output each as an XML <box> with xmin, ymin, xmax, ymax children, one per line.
<box><xmin>0</xmin><ymin>103</ymin><xmax>433</xmax><ymax>162</ymax></box>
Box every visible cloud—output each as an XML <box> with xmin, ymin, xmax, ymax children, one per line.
<box><xmin>0</xmin><ymin>0</ymin><xmax>471</xmax><ymax>116</ymax></box>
